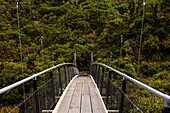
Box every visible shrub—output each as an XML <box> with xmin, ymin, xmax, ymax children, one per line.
<box><xmin>112</xmin><ymin>57</ymin><xmax>137</xmax><ymax>78</ymax></box>
<box><xmin>0</xmin><ymin>106</ymin><xmax>19</xmax><ymax>113</ymax></box>
<box><xmin>154</xmin><ymin>70</ymin><xmax>169</xmax><ymax>80</ymax></box>
<box><xmin>154</xmin><ymin>28</ymin><xmax>167</xmax><ymax>41</ymax></box>
<box><xmin>116</xmin><ymin>3</ymin><xmax>128</xmax><ymax>14</ymax></box>
<box><xmin>140</xmin><ymin>62</ymin><xmax>159</xmax><ymax>77</ymax></box>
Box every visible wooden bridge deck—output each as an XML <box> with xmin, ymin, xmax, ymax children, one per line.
<box><xmin>53</xmin><ymin>75</ymin><xmax>107</xmax><ymax>113</ymax></box>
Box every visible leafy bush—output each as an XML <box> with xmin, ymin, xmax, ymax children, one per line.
<box><xmin>140</xmin><ymin>62</ymin><xmax>160</xmax><ymax>77</ymax></box>
<box><xmin>154</xmin><ymin>28</ymin><xmax>167</xmax><ymax>41</ymax></box>
<box><xmin>111</xmin><ymin>57</ymin><xmax>137</xmax><ymax>78</ymax></box>
<box><xmin>116</xmin><ymin>3</ymin><xmax>128</xmax><ymax>14</ymax></box>
<box><xmin>142</xmin><ymin>34</ymin><xmax>163</xmax><ymax>61</ymax></box>
<box><xmin>154</xmin><ymin>70</ymin><xmax>169</xmax><ymax>80</ymax></box>
<box><xmin>0</xmin><ymin>106</ymin><xmax>19</xmax><ymax>113</ymax></box>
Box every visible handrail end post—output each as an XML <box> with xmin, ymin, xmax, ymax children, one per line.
<box><xmin>119</xmin><ymin>78</ymin><xmax>126</xmax><ymax>113</ymax></box>
<box><xmin>163</xmin><ymin>100</ymin><xmax>170</xmax><ymax>113</ymax></box>
<box><xmin>50</xmin><ymin>69</ymin><xmax>55</xmax><ymax>104</ymax></box>
<box><xmin>33</xmin><ymin>78</ymin><xmax>40</xmax><ymax>113</ymax></box>
<box><xmin>106</xmin><ymin>69</ymin><xmax>111</xmax><ymax>106</ymax></box>
<box><xmin>58</xmin><ymin>67</ymin><xmax>63</xmax><ymax>94</ymax></box>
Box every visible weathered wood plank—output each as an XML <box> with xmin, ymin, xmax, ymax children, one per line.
<box><xmin>53</xmin><ymin>75</ymin><xmax>106</xmax><ymax>113</ymax></box>
<box><xmin>81</xmin><ymin>95</ymin><xmax>92</xmax><ymax>113</ymax></box>
<box><xmin>89</xmin><ymin>79</ymin><xmax>105</xmax><ymax>113</ymax></box>
<box><xmin>81</xmin><ymin>76</ymin><xmax>92</xmax><ymax>113</ymax></box>
<box><xmin>82</xmin><ymin>76</ymin><xmax>89</xmax><ymax>95</ymax></box>
<box><xmin>68</xmin><ymin>77</ymin><xmax>83</xmax><ymax>113</ymax></box>
<box><xmin>57</xmin><ymin>77</ymin><xmax>78</xmax><ymax>113</ymax></box>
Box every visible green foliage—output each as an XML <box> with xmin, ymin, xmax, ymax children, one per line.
<box><xmin>0</xmin><ymin>105</ymin><xmax>19</xmax><ymax>113</ymax></box>
<box><xmin>154</xmin><ymin>28</ymin><xmax>168</xmax><ymax>40</ymax></box>
<box><xmin>140</xmin><ymin>61</ymin><xmax>170</xmax><ymax>77</ymax></box>
<box><xmin>140</xmin><ymin>61</ymin><xmax>158</xmax><ymax>77</ymax></box>
<box><xmin>154</xmin><ymin>70</ymin><xmax>170</xmax><ymax>80</ymax></box>
<box><xmin>96</xmin><ymin>58</ymin><xmax>103</xmax><ymax>62</ymax></box>
<box><xmin>110</xmin><ymin>56</ymin><xmax>137</xmax><ymax>78</ymax></box>
<box><xmin>0</xmin><ymin>0</ymin><xmax>169</xmax><ymax>112</ymax></box>
<box><xmin>116</xmin><ymin>3</ymin><xmax>128</xmax><ymax>14</ymax></box>
<box><xmin>123</xmin><ymin>40</ymin><xmax>133</xmax><ymax>55</ymax></box>
<box><xmin>74</xmin><ymin>43</ymin><xmax>94</xmax><ymax>70</ymax></box>
<box><xmin>137</xmin><ymin>95</ymin><xmax>164</xmax><ymax>113</ymax></box>
<box><xmin>142</xmin><ymin>35</ymin><xmax>161</xmax><ymax>61</ymax></box>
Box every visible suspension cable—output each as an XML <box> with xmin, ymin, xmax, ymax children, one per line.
<box><xmin>119</xmin><ymin>35</ymin><xmax>123</xmax><ymax>68</ymax></box>
<box><xmin>18</xmin><ymin>2</ymin><xmax>41</xmax><ymax>38</ymax></box>
<box><xmin>41</xmin><ymin>35</ymin><xmax>47</xmax><ymax>110</ymax></box>
<box><xmin>17</xmin><ymin>1</ymin><xmax>46</xmax><ymax>109</ymax></box>
<box><xmin>117</xmin><ymin>0</ymin><xmax>143</xmax><ymax>66</ymax></box>
<box><xmin>137</xmin><ymin>0</ymin><xmax>145</xmax><ymax>77</ymax></box>
<box><xmin>118</xmin><ymin>0</ymin><xmax>142</xmax><ymax>66</ymax></box>
<box><xmin>118</xmin><ymin>0</ymin><xmax>143</xmax><ymax>67</ymax></box>
<box><xmin>135</xmin><ymin>0</ymin><xmax>145</xmax><ymax>111</ymax></box>
<box><xmin>17</xmin><ymin>2</ymin><xmax>45</xmax><ymax>70</ymax></box>
<box><xmin>16</xmin><ymin>0</ymin><xmax>26</xmax><ymax>112</ymax></box>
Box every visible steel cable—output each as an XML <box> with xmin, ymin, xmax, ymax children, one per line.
<box><xmin>135</xmin><ymin>0</ymin><xmax>145</xmax><ymax>112</ymax></box>
<box><xmin>18</xmin><ymin>2</ymin><xmax>45</xmax><ymax>71</ymax></box>
<box><xmin>137</xmin><ymin>0</ymin><xmax>145</xmax><ymax>77</ymax></box>
<box><xmin>103</xmin><ymin>69</ymin><xmax>143</xmax><ymax>113</ymax></box>
<box><xmin>17</xmin><ymin>1</ymin><xmax>47</xmax><ymax>111</ymax></box>
<box><xmin>113</xmin><ymin>0</ymin><xmax>143</xmax><ymax>67</ymax></box>
<box><xmin>16</xmin><ymin>0</ymin><xmax>26</xmax><ymax>112</ymax></box>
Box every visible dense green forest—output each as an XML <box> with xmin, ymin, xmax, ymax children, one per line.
<box><xmin>0</xmin><ymin>0</ymin><xmax>169</xmax><ymax>112</ymax></box>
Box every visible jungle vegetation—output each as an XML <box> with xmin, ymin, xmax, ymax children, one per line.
<box><xmin>0</xmin><ymin>0</ymin><xmax>169</xmax><ymax>112</ymax></box>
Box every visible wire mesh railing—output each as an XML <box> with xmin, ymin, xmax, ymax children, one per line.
<box><xmin>90</xmin><ymin>63</ymin><xmax>170</xmax><ymax>113</ymax></box>
<box><xmin>0</xmin><ymin>63</ymin><xmax>79</xmax><ymax>113</ymax></box>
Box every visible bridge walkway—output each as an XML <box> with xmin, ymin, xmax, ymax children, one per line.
<box><xmin>53</xmin><ymin>75</ymin><xmax>107</xmax><ymax>113</ymax></box>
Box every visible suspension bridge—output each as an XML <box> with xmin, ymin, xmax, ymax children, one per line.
<box><xmin>0</xmin><ymin>0</ymin><xmax>170</xmax><ymax>113</ymax></box>
<box><xmin>0</xmin><ymin>59</ymin><xmax>170</xmax><ymax>113</ymax></box>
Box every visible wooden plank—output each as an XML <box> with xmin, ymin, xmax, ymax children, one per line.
<box><xmin>82</xmin><ymin>76</ymin><xmax>89</xmax><ymax>95</ymax></box>
<box><xmin>81</xmin><ymin>95</ymin><xmax>92</xmax><ymax>113</ymax></box>
<box><xmin>81</xmin><ymin>76</ymin><xmax>92</xmax><ymax>113</ymax></box>
<box><xmin>57</xmin><ymin>77</ymin><xmax>79</xmax><ymax>113</ymax></box>
<box><xmin>88</xmin><ymin>79</ymin><xmax>105</xmax><ymax>113</ymax></box>
<box><xmin>54</xmin><ymin>75</ymin><xmax>107</xmax><ymax>113</ymax></box>
<box><xmin>68</xmin><ymin>77</ymin><xmax>83</xmax><ymax>113</ymax></box>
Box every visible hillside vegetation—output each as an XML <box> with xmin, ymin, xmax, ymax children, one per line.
<box><xmin>0</xmin><ymin>0</ymin><xmax>169</xmax><ymax>112</ymax></box>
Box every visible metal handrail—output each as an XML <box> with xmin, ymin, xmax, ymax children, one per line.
<box><xmin>91</xmin><ymin>62</ymin><xmax>170</xmax><ymax>108</ymax></box>
<box><xmin>0</xmin><ymin>63</ymin><xmax>75</xmax><ymax>94</ymax></box>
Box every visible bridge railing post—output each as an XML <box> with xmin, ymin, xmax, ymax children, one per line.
<box><xmin>70</xmin><ymin>67</ymin><xmax>72</xmax><ymax>79</ymax></box>
<box><xmin>64</xmin><ymin>66</ymin><xmax>67</xmax><ymax>86</ymax></box>
<box><xmin>74</xmin><ymin>52</ymin><xmax>76</xmax><ymax>66</ymax></box>
<box><xmin>163</xmin><ymin>107</ymin><xmax>170</xmax><ymax>113</ymax></box>
<box><xmin>92</xmin><ymin>66</ymin><xmax>95</xmax><ymax>77</ymax></box>
<box><xmin>100</xmin><ymin>67</ymin><xmax>104</xmax><ymax>95</ymax></box>
<box><xmin>67</xmin><ymin>66</ymin><xmax>70</xmax><ymax>82</ymax></box>
<box><xmin>95</xmin><ymin>65</ymin><xmax>98</xmax><ymax>83</ymax></box>
<box><xmin>58</xmin><ymin>67</ymin><xmax>63</xmax><ymax>95</ymax></box>
<box><xmin>72</xmin><ymin>67</ymin><xmax>74</xmax><ymax>78</ymax></box>
<box><xmin>91</xmin><ymin>65</ymin><xmax>94</xmax><ymax>77</ymax></box>
<box><xmin>90</xmin><ymin>65</ymin><xmax>94</xmax><ymax>77</ymax></box>
<box><xmin>90</xmin><ymin>66</ymin><xmax>92</xmax><ymax>75</ymax></box>
<box><xmin>33</xmin><ymin>77</ymin><xmax>40</xmax><ymax>113</ymax></box>
<box><xmin>92</xmin><ymin>66</ymin><xmax>94</xmax><ymax>77</ymax></box>
<box><xmin>50</xmin><ymin>70</ymin><xmax>55</xmax><ymax>105</ymax></box>
<box><xmin>97</xmin><ymin>65</ymin><xmax>100</xmax><ymax>87</ymax></box>
<box><xmin>119</xmin><ymin>77</ymin><xmax>126</xmax><ymax>113</ymax></box>
<box><xmin>106</xmin><ymin>69</ymin><xmax>111</xmax><ymax>106</ymax></box>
